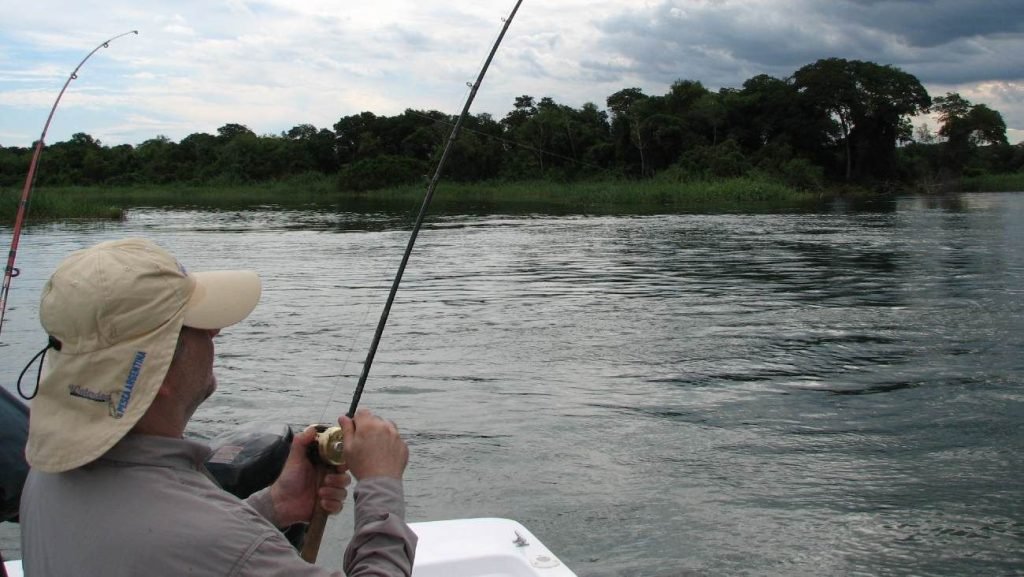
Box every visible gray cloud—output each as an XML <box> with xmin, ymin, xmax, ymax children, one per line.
<box><xmin>830</xmin><ymin>0</ymin><xmax>1024</xmax><ymax>48</ymax></box>
<box><xmin>592</xmin><ymin>0</ymin><xmax>1024</xmax><ymax>88</ymax></box>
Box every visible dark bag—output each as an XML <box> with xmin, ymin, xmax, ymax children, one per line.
<box><xmin>0</xmin><ymin>386</ymin><xmax>30</xmax><ymax>522</ymax></box>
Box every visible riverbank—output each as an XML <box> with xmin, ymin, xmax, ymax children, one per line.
<box><xmin>1</xmin><ymin>175</ymin><xmax>828</xmax><ymax>221</ymax></box>
<box><xmin>3</xmin><ymin>172</ymin><xmax>1019</xmax><ymax>221</ymax></box>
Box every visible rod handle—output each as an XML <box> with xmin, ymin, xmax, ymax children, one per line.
<box><xmin>300</xmin><ymin>465</ymin><xmax>332</xmax><ymax>563</ymax></box>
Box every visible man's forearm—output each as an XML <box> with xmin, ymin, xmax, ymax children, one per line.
<box><xmin>343</xmin><ymin>477</ymin><xmax>418</xmax><ymax>577</ymax></box>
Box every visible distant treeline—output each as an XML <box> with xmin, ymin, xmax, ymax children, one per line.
<box><xmin>2</xmin><ymin>57</ymin><xmax>1021</xmax><ymax>193</ymax></box>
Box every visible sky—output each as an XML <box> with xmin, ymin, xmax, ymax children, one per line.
<box><xmin>1</xmin><ymin>0</ymin><xmax>1022</xmax><ymax>148</ymax></box>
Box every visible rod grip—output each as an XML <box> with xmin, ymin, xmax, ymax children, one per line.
<box><xmin>300</xmin><ymin>465</ymin><xmax>332</xmax><ymax>563</ymax></box>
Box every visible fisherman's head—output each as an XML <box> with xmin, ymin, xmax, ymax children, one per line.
<box><xmin>25</xmin><ymin>238</ymin><xmax>261</xmax><ymax>473</ymax></box>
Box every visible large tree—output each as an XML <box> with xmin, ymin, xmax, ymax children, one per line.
<box><xmin>933</xmin><ymin>92</ymin><xmax>1008</xmax><ymax>171</ymax></box>
<box><xmin>793</xmin><ymin>58</ymin><xmax>930</xmax><ymax>181</ymax></box>
<box><xmin>606</xmin><ymin>88</ymin><xmax>650</xmax><ymax>176</ymax></box>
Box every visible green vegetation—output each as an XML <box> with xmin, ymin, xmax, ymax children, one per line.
<box><xmin>1</xmin><ymin>187</ymin><xmax>124</xmax><ymax>220</ymax></box>
<box><xmin>1</xmin><ymin>177</ymin><xmax>334</xmax><ymax>220</ymax></box>
<box><xmin>3</xmin><ymin>173</ymin><xmax>826</xmax><ymax>220</ymax></box>
<box><xmin>358</xmin><ymin>175</ymin><xmax>820</xmax><ymax>210</ymax></box>
<box><xmin>961</xmin><ymin>172</ymin><xmax>1024</xmax><ymax>192</ymax></box>
<box><xmin>2</xmin><ymin>56</ymin><xmax>1021</xmax><ymax>220</ymax></box>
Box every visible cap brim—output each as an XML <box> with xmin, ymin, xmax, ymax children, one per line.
<box><xmin>27</xmin><ymin>314</ymin><xmax>182</xmax><ymax>472</ymax></box>
<box><xmin>183</xmin><ymin>270</ymin><xmax>261</xmax><ymax>330</ymax></box>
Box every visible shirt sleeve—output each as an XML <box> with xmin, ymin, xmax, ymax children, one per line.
<box><xmin>343</xmin><ymin>477</ymin><xmax>418</xmax><ymax>577</ymax></box>
<box><xmin>234</xmin><ymin>530</ymin><xmax>345</xmax><ymax>577</ymax></box>
<box><xmin>244</xmin><ymin>486</ymin><xmax>281</xmax><ymax>527</ymax></box>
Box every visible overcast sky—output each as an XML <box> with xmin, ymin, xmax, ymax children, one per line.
<box><xmin>1</xmin><ymin>0</ymin><xmax>1022</xmax><ymax>148</ymax></box>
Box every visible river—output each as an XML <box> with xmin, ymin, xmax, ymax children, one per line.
<box><xmin>2</xmin><ymin>192</ymin><xmax>1022</xmax><ymax>576</ymax></box>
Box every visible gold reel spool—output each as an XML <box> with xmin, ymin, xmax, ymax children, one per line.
<box><xmin>312</xmin><ymin>425</ymin><xmax>345</xmax><ymax>466</ymax></box>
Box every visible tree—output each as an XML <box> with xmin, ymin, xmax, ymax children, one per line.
<box><xmin>933</xmin><ymin>92</ymin><xmax>1009</xmax><ymax>172</ymax></box>
<box><xmin>607</xmin><ymin>88</ymin><xmax>649</xmax><ymax>176</ymax></box>
<box><xmin>439</xmin><ymin>112</ymin><xmax>504</xmax><ymax>181</ymax></box>
<box><xmin>695</xmin><ymin>91</ymin><xmax>727</xmax><ymax>146</ymax></box>
<box><xmin>399</xmin><ymin>110</ymin><xmax>447</xmax><ymax>161</ymax></box>
<box><xmin>38</xmin><ymin>133</ymin><xmax>105</xmax><ymax>185</ymax></box>
<box><xmin>848</xmin><ymin>60</ymin><xmax>931</xmax><ymax>179</ymax></box>
<box><xmin>792</xmin><ymin>59</ymin><xmax>858</xmax><ymax>179</ymax></box>
<box><xmin>665</xmin><ymin>80</ymin><xmax>710</xmax><ymax>116</ymax></box>
<box><xmin>217</xmin><ymin>123</ymin><xmax>256</xmax><ymax>141</ymax></box>
<box><xmin>334</xmin><ymin>112</ymin><xmax>382</xmax><ymax>164</ymax></box>
<box><xmin>135</xmin><ymin>136</ymin><xmax>180</xmax><ymax>183</ymax></box>
<box><xmin>500</xmin><ymin>96</ymin><xmax>544</xmax><ymax>176</ymax></box>
<box><xmin>639</xmin><ymin>113</ymin><xmax>693</xmax><ymax>172</ymax></box>
<box><xmin>792</xmin><ymin>58</ymin><xmax>929</xmax><ymax>181</ymax></box>
<box><xmin>729</xmin><ymin>74</ymin><xmax>814</xmax><ymax>155</ymax></box>
<box><xmin>0</xmin><ymin>146</ymin><xmax>31</xmax><ymax>186</ymax></box>
<box><xmin>575</xmin><ymin>102</ymin><xmax>612</xmax><ymax>169</ymax></box>
<box><xmin>501</xmin><ymin>95</ymin><xmax>537</xmax><ymax>132</ymax></box>
<box><xmin>179</xmin><ymin>132</ymin><xmax>220</xmax><ymax>182</ymax></box>
<box><xmin>284</xmin><ymin>124</ymin><xmax>339</xmax><ymax>174</ymax></box>
<box><xmin>934</xmin><ymin>93</ymin><xmax>1008</xmax><ymax>147</ymax></box>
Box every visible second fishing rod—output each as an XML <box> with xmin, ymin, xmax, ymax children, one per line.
<box><xmin>298</xmin><ymin>0</ymin><xmax>525</xmax><ymax>563</ymax></box>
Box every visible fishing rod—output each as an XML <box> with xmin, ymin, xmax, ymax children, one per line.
<box><xmin>0</xmin><ymin>30</ymin><xmax>139</xmax><ymax>338</ymax></box>
<box><xmin>299</xmin><ymin>0</ymin><xmax>524</xmax><ymax>564</ymax></box>
<box><xmin>346</xmin><ymin>0</ymin><xmax>523</xmax><ymax>419</ymax></box>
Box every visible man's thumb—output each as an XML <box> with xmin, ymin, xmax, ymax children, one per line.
<box><xmin>288</xmin><ymin>425</ymin><xmax>317</xmax><ymax>463</ymax></box>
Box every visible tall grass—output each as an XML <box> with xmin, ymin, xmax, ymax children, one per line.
<box><xmin>1</xmin><ymin>187</ymin><xmax>125</xmax><ymax>221</ymax></box>
<box><xmin>1</xmin><ymin>177</ymin><xmax>337</xmax><ymax>222</ymax></box>
<box><xmin>342</xmin><ymin>176</ymin><xmax>821</xmax><ymax>212</ymax></box>
<box><xmin>3</xmin><ymin>174</ymin><xmax>827</xmax><ymax>221</ymax></box>
<box><xmin>960</xmin><ymin>172</ymin><xmax>1024</xmax><ymax>192</ymax></box>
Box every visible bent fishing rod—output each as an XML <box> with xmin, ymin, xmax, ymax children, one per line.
<box><xmin>346</xmin><ymin>0</ymin><xmax>523</xmax><ymax>419</ymax></box>
<box><xmin>0</xmin><ymin>30</ymin><xmax>139</xmax><ymax>339</ymax></box>
<box><xmin>299</xmin><ymin>0</ymin><xmax>524</xmax><ymax>563</ymax></box>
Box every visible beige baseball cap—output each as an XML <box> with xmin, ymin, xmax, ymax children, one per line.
<box><xmin>26</xmin><ymin>238</ymin><xmax>261</xmax><ymax>473</ymax></box>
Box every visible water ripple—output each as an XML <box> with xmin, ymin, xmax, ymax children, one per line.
<box><xmin>2</xmin><ymin>194</ymin><xmax>1023</xmax><ymax>575</ymax></box>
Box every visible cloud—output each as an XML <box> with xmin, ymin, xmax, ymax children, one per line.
<box><xmin>0</xmin><ymin>0</ymin><xmax>1021</xmax><ymax>146</ymax></box>
<box><xmin>829</xmin><ymin>0</ymin><xmax>1024</xmax><ymax>48</ymax></box>
<box><xmin>593</xmin><ymin>0</ymin><xmax>1024</xmax><ymax>87</ymax></box>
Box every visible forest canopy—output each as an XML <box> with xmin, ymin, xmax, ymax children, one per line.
<box><xmin>1</xmin><ymin>57</ymin><xmax>1020</xmax><ymax>192</ymax></box>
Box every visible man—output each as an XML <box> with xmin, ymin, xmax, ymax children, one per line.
<box><xmin>19</xmin><ymin>238</ymin><xmax>416</xmax><ymax>576</ymax></box>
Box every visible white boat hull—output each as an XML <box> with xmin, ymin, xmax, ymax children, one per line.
<box><xmin>409</xmin><ymin>518</ymin><xmax>577</xmax><ymax>577</ymax></box>
<box><xmin>3</xmin><ymin>518</ymin><xmax>576</xmax><ymax>577</ymax></box>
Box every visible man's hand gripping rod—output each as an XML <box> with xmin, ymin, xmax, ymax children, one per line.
<box><xmin>299</xmin><ymin>425</ymin><xmax>345</xmax><ymax>563</ymax></box>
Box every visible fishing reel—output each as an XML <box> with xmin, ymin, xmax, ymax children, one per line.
<box><xmin>300</xmin><ymin>424</ymin><xmax>346</xmax><ymax>563</ymax></box>
<box><xmin>308</xmin><ymin>424</ymin><xmax>346</xmax><ymax>466</ymax></box>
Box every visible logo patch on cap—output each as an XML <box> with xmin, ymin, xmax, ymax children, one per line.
<box><xmin>68</xmin><ymin>385</ymin><xmax>112</xmax><ymax>404</ymax></box>
<box><xmin>111</xmin><ymin>351</ymin><xmax>147</xmax><ymax>419</ymax></box>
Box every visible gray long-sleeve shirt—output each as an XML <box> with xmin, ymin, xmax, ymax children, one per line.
<box><xmin>19</xmin><ymin>434</ymin><xmax>417</xmax><ymax>576</ymax></box>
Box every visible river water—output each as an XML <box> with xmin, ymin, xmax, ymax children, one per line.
<box><xmin>1</xmin><ymin>192</ymin><xmax>1022</xmax><ymax>576</ymax></box>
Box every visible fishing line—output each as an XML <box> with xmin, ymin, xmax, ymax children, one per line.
<box><xmin>299</xmin><ymin>7</ymin><xmax>525</xmax><ymax>562</ymax></box>
<box><xmin>343</xmin><ymin>0</ymin><xmax>525</xmax><ymax>419</ymax></box>
<box><xmin>315</xmin><ymin>65</ymin><xmax>482</xmax><ymax>425</ymax></box>
<box><xmin>0</xmin><ymin>30</ymin><xmax>138</xmax><ymax>339</ymax></box>
<box><xmin>314</xmin><ymin>231</ymin><xmax>407</xmax><ymax>424</ymax></box>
